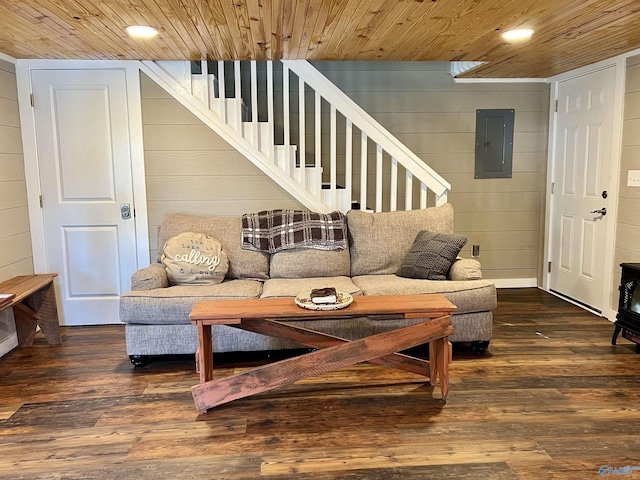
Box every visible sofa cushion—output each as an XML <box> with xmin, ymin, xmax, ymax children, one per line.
<box><xmin>158</xmin><ymin>214</ymin><xmax>269</xmax><ymax>280</ymax></box>
<box><xmin>351</xmin><ymin>274</ymin><xmax>496</xmax><ymax>314</ymax></box>
<box><xmin>261</xmin><ymin>276</ymin><xmax>361</xmax><ymax>298</ymax></box>
<box><xmin>120</xmin><ymin>279</ymin><xmax>262</xmax><ymax>325</ymax></box>
<box><xmin>161</xmin><ymin>232</ymin><xmax>229</xmax><ymax>285</ymax></box>
<box><xmin>270</xmin><ymin>247</ymin><xmax>351</xmax><ymax>278</ymax></box>
<box><xmin>397</xmin><ymin>231</ymin><xmax>467</xmax><ymax>281</ymax></box>
<box><xmin>347</xmin><ymin>204</ymin><xmax>455</xmax><ymax>276</ymax></box>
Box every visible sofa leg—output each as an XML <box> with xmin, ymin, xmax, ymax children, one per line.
<box><xmin>129</xmin><ymin>355</ymin><xmax>151</xmax><ymax>368</ymax></box>
<box><xmin>471</xmin><ymin>341</ymin><xmax>490</xmax><ymax>355</ymax></box>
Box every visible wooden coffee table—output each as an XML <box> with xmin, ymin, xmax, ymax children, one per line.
<box><xmin>189</xmin><ymin>293</ymin><xmax>456</xmax><ymax>413</ymax></box>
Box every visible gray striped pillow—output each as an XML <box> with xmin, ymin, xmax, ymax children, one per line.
<box><xmin>397</xmin><ymin>231</ymin><xmax>468</xmax><ymax>280</ymax></box>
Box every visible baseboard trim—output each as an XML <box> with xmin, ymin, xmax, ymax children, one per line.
<box><xmin>491</xmin><ymin>278</ymin><xmax>538</xmax><ymax>288</ymax></box>
<box><xmin>0</xmin><ymin>333</ymin><xmax>18</xmax><ymax>357</ymax></box>
<box><xmin>544</xmin><ymin>289</ymin><xmax>613</xmax><ymax>319</ymax></box>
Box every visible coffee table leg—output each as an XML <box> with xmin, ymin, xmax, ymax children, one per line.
<box><xmin>197</xmin><ymin>322</ymin><xmax>214</xmax><ymax>384</ymax></box>
<box><xmin>429</xmin><ymin>336</ymin><xmax>450</xmax><ymax>401</ymax></box>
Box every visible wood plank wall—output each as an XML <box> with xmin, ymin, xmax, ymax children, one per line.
<box><xmin>141</xmin><ymin>63</ymin><xmax>549</xmax><ymax>281</ymax></box>
<box><xmin>0</xmin><ymin>58</ymin><xmax>33</xmax><ymax>352</ymax></box>
<box><xmin>314</xmin><ymin>62</ymin><xmax>549</xmax><ymax>281</ymax></box>
<box><xmin>612</xmin><ymin>56</ymin><xmax>640</xmax><ymax>309</ymax></box>
<box><xmin>141</xmin><ymin>73</ymin><xmax>304</xmax><ymax>261</ymax></box>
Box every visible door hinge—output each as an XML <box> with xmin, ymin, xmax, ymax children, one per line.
<box><xmin>30</xmin><ymin>93</ymin><xmax>34</xmax><ymax>107</ymax></box>
<box><xmin>39</xmin><ymin>194</ymin><xmax>43</xmax><ymax>208</ymax></box>
<box><xmin>551</xmin><ymin>182</ymin><xmax>555</xmax><ymax>194</ymax></box>
<box><xmin>554</xmin><ymin>99</ymin><xmax>558</xmax><ymax>112</ymax></box>
<box><xmin>548</xmin><ymin>261</ymin><xmax>552</xmax><ymax>273</ymax></box>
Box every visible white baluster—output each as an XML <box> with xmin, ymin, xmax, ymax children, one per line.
<box><xmin>201</xmin><ymin>60</ymin><xmax>209</xmax><ymax>110</ymax></box>
<box><xmin>299</xmin><ymin>76</ymin><xmax>306</xmax><ymax>189</ymax></box>
<box><xmin>234</xmin><ymin>61</ymin><xmax>241</xmax><ymax>132</ymax></box>
<box><xmin>315</xmin><ymin>92</ymin><xmax>321</xmax><ymax>181</ymax></box>
<box><xmin>217</xmin><ymin>61</ymin><xmax>225</xmax><ymax>121</ymax></box>
<box><xmin>420</xmin><ymin>182</ymin><xmax>427</xmax><ymax>209</ymax></box>
<box><xmin>390</xmin><ymin>157</ymin><xmax>398</xmax><ymax>212</ymax></box>
<box><xmin>267</xmin><ymin>62</ymin><xmax>274</xmax><ymax>161</ymax></box>
<box><xmin>330</xmin><ymin>105</ymin><xmax>337</xmax><ymax>209</ymax></box>
<box><xmin>345</xmin><ymin>119</ymin><xmax>353</xmax><ymax>212</ymax></box>
<box><xmin>360</xmin><ymin>132</ymin><xmax>367</xmax><ymax>210</ymax></box>
<box><xmin>405</xmin><ymin>170</ymin><xmax>413</xmax><ymax>211</ymax></box>
<box><xmin>250</xmin><ymin>60</ymin><xmax>258</xmax><ymax>146</ymax></box>
<box><xmin>283</xmin><ymin>64</ymin><xmax>291</xmax><ymax>175</ymax></box>
<box><xmin>376</xmin><ymin>144</ymin><xmax>383</xmax><ymax>212</ymax></box>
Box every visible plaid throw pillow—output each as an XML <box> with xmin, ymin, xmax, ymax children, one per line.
<box><xmin>397</xmin><ymin>231</ymin><xmax>468</xmax><ymax>280</ymax></box>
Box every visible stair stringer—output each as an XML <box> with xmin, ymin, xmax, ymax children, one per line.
<box><xmin>138</xmin><ymin>60</ymin><xmax>333</xmax><ymax>214</ymax></box>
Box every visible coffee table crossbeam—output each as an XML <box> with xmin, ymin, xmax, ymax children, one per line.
<box><xmin>235</xmin><ymin>317</ymin><xmax>432</xmax><ymax>376</ymax></box>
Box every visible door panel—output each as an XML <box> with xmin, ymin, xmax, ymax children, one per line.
<box><xmin>584</xmin><ymin>124</ymin><xmax>601</xmax><ymax>198</ymax></box>
<box><xmin>63</xmin><ymin>226</ymin><xmax>121</xmax><ymax>296</ymax></box>
<box><xmin>562</xmin><ymin>127</ymin><xmax>578</xmax><ymax>195</ymax></box>
<box><xmin>560</xmin><ymin>215</ymin><xmax>574</xmax><ymax>271</ymax></box>
<box><xmin>549</xmin><ymin>67</ymin><xmax>615</xmax><ymax>312</ymax></box>
<box><xmin>54</xmin><ymin>88</ymin><xmax>116</xmax><ymax>200</ymax></box>
<box><xmin>580</xmin><ymin>219</ymin><xmax>596</xmax><ymax>279</ymax></box>
<box><xmin>31</xmin><ymin>69</ymin><xmax>137</xmax><ymax>325</ymax></box>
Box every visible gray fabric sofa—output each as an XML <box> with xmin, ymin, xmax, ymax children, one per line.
<box><xmin>120</xmin><ymin>204</ymin><xmax>497</xmax><ymax>366</ymax></box>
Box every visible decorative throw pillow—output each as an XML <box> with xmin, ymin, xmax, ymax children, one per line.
<box><xmin>397</xmin><ymin>231</ymin><xmax>468</xmax><ymax>280</ymax></box>
<box><xmin>161</xmin><ymin>232</ymin><xmax>229</xmax><ymax>285</ymax></box>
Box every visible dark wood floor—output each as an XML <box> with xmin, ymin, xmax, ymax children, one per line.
<box><xmin>1</xmin><ymin>288</ymin><xmax>639</xmax><ymax>479</ymax></box>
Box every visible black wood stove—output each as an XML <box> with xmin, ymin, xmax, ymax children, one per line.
<box><xmin>612</xmin><ymin>263</ymin><xmax>640</xmax><ymax>353</ymax></box>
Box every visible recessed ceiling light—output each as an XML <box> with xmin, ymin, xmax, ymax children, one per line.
<box><xmin>126</xmin><ymin>25</ymin><xmax>159</xmax><ymax>39</ymax></box>
<box><xmin>502</xmin><ymin>28</ymin><xmax>534</xmax><ymax>41</ymax></box>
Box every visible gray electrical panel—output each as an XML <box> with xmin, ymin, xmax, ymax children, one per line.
<box><xmin>474</xmin><ymin>109</ymin><xmax>514</xmax><ymax>179</ymax></box>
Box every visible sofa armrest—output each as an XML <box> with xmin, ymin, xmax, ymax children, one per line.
<box><xmin>131</xmin><ymin>263</ymin><xmax>169</xmax><ymax>291</ymax></box>
<box><xmin>448</xmin><ymin>258</ymin><xmax>483</xmax><ymax>281</ymax></box>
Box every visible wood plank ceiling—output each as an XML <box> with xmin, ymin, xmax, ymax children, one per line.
<box><xmin>1</xmin><ymin>0</ymin><xmax>640</xmax><ymax>78</ymax></box>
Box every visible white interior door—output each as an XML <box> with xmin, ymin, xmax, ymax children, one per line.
<box><xmin>549</xmin><ymin>66</ymin><xmax>616</xmax><ymax>313</ymax></box>
<box><xmin>31</xmin><ymin>69</ymin><xmax>138</xmax><ymax>325</ymax></box>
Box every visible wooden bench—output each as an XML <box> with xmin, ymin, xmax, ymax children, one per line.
<box><xmin>0</xmin><ymin>274</ymin><xmax>61</xmax><ymax>347</ymax></box>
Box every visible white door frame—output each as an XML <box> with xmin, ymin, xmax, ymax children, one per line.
<box><xmin>543</xmin><ymin>56</ymin><xmax>626</xmax><ymax>320</ymax></box>
<box><xmin>15</xmin><ymin>60</ymin><xmax>150</xmax><ymax>279</ymax></box>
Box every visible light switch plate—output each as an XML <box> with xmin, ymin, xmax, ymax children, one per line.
<box><xmin>628</xmin><ymin>170</ymin><xmax>640</xmax><ymax>187</ymax></box>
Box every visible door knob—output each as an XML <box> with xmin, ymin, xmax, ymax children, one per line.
<box><xmin>590</xmin><ymin>207</ymin><xmax>607</xmax><ymax>216</ymax></box>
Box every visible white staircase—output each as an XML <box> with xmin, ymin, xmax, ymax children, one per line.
<box><xmin>138</xmin><ymin>60</ymin><xmax>450</xmax><ymax>213</ymax></box>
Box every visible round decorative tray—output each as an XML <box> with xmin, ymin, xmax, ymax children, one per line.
<box><xmin>294</xmin><ymin>291</ymin><xmax>354</xmax><ymax>311</ymax></box>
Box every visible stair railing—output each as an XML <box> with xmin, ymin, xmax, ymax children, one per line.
<box><xmin>282</xmin><ymin>60</ymin><xmax>451</xmax><ymax>211</ymax></box>
<box><xmin>143</xmin><ymin>59</ymin><xmax>451</xmax><ymax>213</ymax></box>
